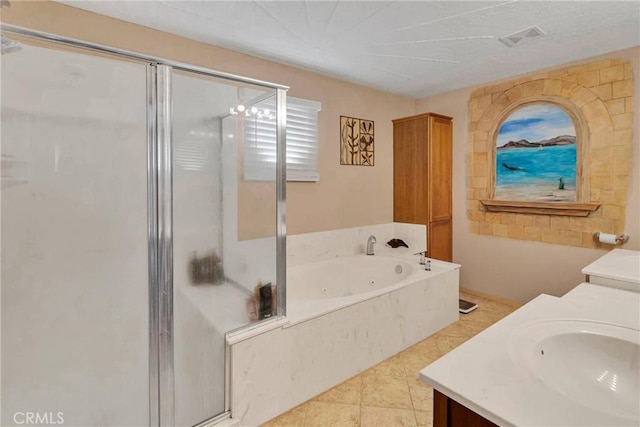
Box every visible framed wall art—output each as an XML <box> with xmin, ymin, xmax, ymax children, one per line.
<box><xmin>340</xmin><ymin>116</ymin><xmax>374</xmax><ymax>166</ymax></box>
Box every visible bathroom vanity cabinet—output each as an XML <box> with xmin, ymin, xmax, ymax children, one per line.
<box><xmin>393</xmin><ymin>113</ymin><xmax>453</xmax><ymax>261</ymax></box>
<box><xmin>434</xmin><ymin>390</ymin><xmax>497</xmax><ymax>427</ymax></box>
<box><xmin>421</xmin><ymin>286</ymin><xmax>640</xmax><ymax>427</ymax></box>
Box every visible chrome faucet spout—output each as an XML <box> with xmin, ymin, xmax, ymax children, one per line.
<box><xmin>366</xmin><ymin>235</ymin><xmax>377</xmax><ymax>255</ymax></box>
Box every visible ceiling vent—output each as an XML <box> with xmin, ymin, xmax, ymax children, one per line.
<box><xmin>499</xmin><ymin>26</ymin><xmax>545</xmax><ymax>48</ymax></box>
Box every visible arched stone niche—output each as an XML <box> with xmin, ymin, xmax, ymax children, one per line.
<box><xmin>467</xmin><ymin>60</ymin><xmax>633</xmax><ymax>248</ymax></box>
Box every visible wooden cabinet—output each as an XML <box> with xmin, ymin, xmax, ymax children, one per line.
<box><xmin>434</xmin><ymin>390</ymin><xmax>498</xmax><ymax>427</ymax></box>
<box><xmin>393</xmin><ymin>113</ymin><xmax>453</xmax><ymax>262</ymax></box>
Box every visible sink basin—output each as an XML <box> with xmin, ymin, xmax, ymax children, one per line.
<box><xmin>511</xmin><ymin>320</ymin><xmax>640</xmax><ymax>422</ymax></box>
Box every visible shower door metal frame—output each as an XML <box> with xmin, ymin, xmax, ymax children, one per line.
<box><xmin>1</xmin><ymin>24</ymin><xmax>289</xmax><ymax>427</ymax></box>
<box><xmin>155</xmin><ymin>64</ymin><xmax>175</xmax><ymax>427</ymax></box>
<box><xmin>147</xmin><ymin>63</ymin><xmax>161</xmax><ymax>427</ymax></box>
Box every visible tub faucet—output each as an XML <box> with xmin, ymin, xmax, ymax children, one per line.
<box><xmin>366</xmin><ymin>235</ymin><xmax>377</xmax><ymax>255</ymax></box>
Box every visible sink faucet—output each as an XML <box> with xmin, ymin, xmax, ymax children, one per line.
<box><xmin>366</xmin><ymin>235</ymin><xmax>377</xmax><ymax>255</ymax></box>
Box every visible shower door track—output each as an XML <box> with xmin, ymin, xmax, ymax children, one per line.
<box><xmin>1</xmin><ymin>23</ymin><xmax>289</xmax><ymax>427</ymax></box>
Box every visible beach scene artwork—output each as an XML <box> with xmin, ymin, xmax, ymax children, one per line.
<box><xmin>495</xmin><ymin>104</ymin><xmax>577</xmax><ymax>202</ymax></box>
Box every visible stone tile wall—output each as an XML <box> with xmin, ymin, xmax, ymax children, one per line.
<box><xmin>468</xmin><ymin>60</ymin><xmax>633</xmax><ymax>248</ymax></box>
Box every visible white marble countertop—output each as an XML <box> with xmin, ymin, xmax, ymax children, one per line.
<box><xmin>419</xmin><ymin>283</ymin><xmax>640</xmax><ymax>426</ymax></box>
<box><xmin>582</xmin><ymin>249</ymin><xmax>640</xmax><ymax>285</ymax></box>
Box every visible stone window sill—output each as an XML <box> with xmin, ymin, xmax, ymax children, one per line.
<box><xmin>480</xmin><ymin>200</ymin><xmax>600</xmax><ymax>217</ymax></box>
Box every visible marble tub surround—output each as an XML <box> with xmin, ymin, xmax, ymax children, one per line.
<box><xmin>420</xmin><ymin>283</ymin><xmax>640</xmax><ymax>426</ymax></box>
<box><xmin>262</xmin><ymin>291</ymin><xmax>519</xmax><ymax>427</ymax></box>
<box><xmin>230</xmin><ymin>255</ymin><xmax>459</xmax><ymax>425</ymax></box>
<box><xmin>287</xmin><ymin>222</ymin><xmax>426</xmax><ymax>267</ymax></box>
<box><xmin>229</xmin><ymin>222</ymin><xmax>454</xmax><ymax>425</ymax></box>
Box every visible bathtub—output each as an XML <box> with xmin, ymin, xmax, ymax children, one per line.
<box><xmin>286</xmin><ymin>252</ymin><xmax>453</xmax><ymax>325</ymax></box>
<box><xmin>231</xmin><ymin>247</ymin><xmax>460</xmax><ymax>426</ymax></box>
<box><xmin>290</xmin><ymin>255</ymin><xmax>415</xmax><ymax>299</ymax></box>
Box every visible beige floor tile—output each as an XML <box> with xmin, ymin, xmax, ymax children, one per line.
<box><xmin>434</xmin><ymin>333</ymin><xmax>470</xmax><ymax>354</ymax></box>
<box><xmin>261</xmin><ymin>403</ymin><xmax>307</xmax><ymax>427</ymax></box>
<box><xmin>361</xmin><ymin>374</ymin><xmax>413</xmax><ymax>409</ymax></box>
<box><xmin>404</xmin><ymin>336</ymin><xmax>442</xmax><ymax>356</ymax></box>
<box><xmin>483</xmin><ymin>302</ymin><xmax>517</xmax><ymax>320</ymax></box>
<box><xmin>361</xmin><ymin>406</ymin><xmax>417</xmax><ymax>427</ymax></box>
<box><xmin>399</xmin><ymin>346</ymin><xmax>439</xmax><ymax>364</ymax></box>
<box><xmin>458</xmin><ymin>311</ymin><xmax>495</xmax><ymax>334</ymax></box>
<box><xmin>497</xmin><ymin>307</ymin><xmax>517</xmax><ymax>318</ymax></box>
<box><xmin>459</xmin><ymin>309</ymin><xmax>495</xmax><ymax>326</ymax></box>
<box><xmin>362</xmin><ymin>354</ymin><xmax>406</xmax><ymax>378</ymax></box>
<box><xmin>314</xmin><ymin>375</ymin><xmax>362</xmax><ymax>405</ymax></box>
<box><xmin>399</xmin><ymin>340</ymin><xmax>443</xmax><ymax>378</ymax></box>
<box><xmin>436</xmin><ymin>321</ymin><xmax>469</xmax><ymax>338</ymax></box>
<box><xmin>302</xmin><ymin>401</ymin><xmax>360</xmax><ymax>427</ymax></box>
<box><xmin>264</xmin><ymin>291</ymin><xmax>516</xmax><ymax>425</ymax></box>
<box><xmin>401</xmin><ymin>355</ymin><xmax>438</xmax><ymax>379</ymax></box>
<box><xmin>459</xmin><ymin>292</ymin><xmax>491</xmax><ymax>304</ymax></box>
<box><xmin>414</xmin><ymin>409</ymin><xmax>434</xmax><ymax>426</ymax></box>
<box><xmin>407</xmin><ymin>378</ymin><xmax>434</xmax><ymax>411</ymax></box>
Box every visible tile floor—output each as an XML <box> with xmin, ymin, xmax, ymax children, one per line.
<box><xmin>261</xmin><ymin>291</ymin><xmax>521</xmax><ymax>427</ymax></box>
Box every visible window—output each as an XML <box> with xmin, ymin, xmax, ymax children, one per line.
<box><xmin>243</xmin><ymin>96</ymin><xmax>321</xmax><ymax>182</ymax></box>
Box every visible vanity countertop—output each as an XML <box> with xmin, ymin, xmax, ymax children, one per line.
<box><xmin>419</xmin><ymin>283</ymin><xmax>640</xmax><ymax>426</ymax></box>
<box><xmin>582</xmin><ymin>249</ymin><xmax>640</xmax><ymax>285</ymax></box>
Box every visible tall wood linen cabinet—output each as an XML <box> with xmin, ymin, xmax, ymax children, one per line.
<box><xmin>393</xmin><ymin>113</ymin><xmax>453</xmax><ymax>262</ymax></box>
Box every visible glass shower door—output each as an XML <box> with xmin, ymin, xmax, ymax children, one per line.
<box><xmin>1</xmin><ymin>29</ymin><xmax>286</xmax><ymax>427</ymax></box>
<box><xmin>1</xmin><ymin>42</ymin><xmax>150</xmax><ymax>425</ymax></box>
<box><xmin>171</xmin><ymin>70</ymin><xmax>279</xmax><ymax>426</ymax></box>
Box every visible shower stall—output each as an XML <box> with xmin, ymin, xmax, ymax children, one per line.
<box><xmin>0</xmin><ymin>26</ymin><xmax>286</xmax><ymax>427</ymax></box>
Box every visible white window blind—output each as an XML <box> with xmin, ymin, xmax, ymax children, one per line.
<box><xmin>243</xmin><ymin>97</ymin><xmax>321</xmax><ymax>182</ymax></box>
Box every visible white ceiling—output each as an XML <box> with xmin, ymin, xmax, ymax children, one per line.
<box><xmin>59</xmin><ymin>1</ymin><xmax>640</xmax><ymax>98</ymax></box>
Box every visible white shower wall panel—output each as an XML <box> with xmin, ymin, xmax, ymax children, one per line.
<box><xmin>1</xmin><ymin>45</ymin><xmax>149</xmax><ymax>426</ymax></box>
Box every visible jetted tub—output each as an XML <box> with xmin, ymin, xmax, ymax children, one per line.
<box><xmin>231</xmin><ymin>247</ymin><xmax>460</xmax><ymax>426</ymax></box>
<box><xmin>286</xmin><ymin>253</ymin><xmax>453</xmax><ymax>324</ymax></box>
<box><xmin>230</xmin><ymin>225</ymin><xmax>460</xmax><ymax>426</ymax></box>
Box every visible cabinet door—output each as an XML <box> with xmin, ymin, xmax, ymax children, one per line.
<box><xmin>428</xmin><ymin>116</ymin><xmax>452</xmax><ymax>222</ymax></box>
<box><xmin>393</xmin><ymin>118</ymin><xmax>429</xmax><ymax>224</ymax></box>
<box><xmin>434</xmin><ymin>390</ymin><xmax>498</xmax><ymax>427</ymax></box>
<box><xmin>428</xmin><ymin>219</ymin><xmax>452</xmax><ymax>262</ymax></box>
